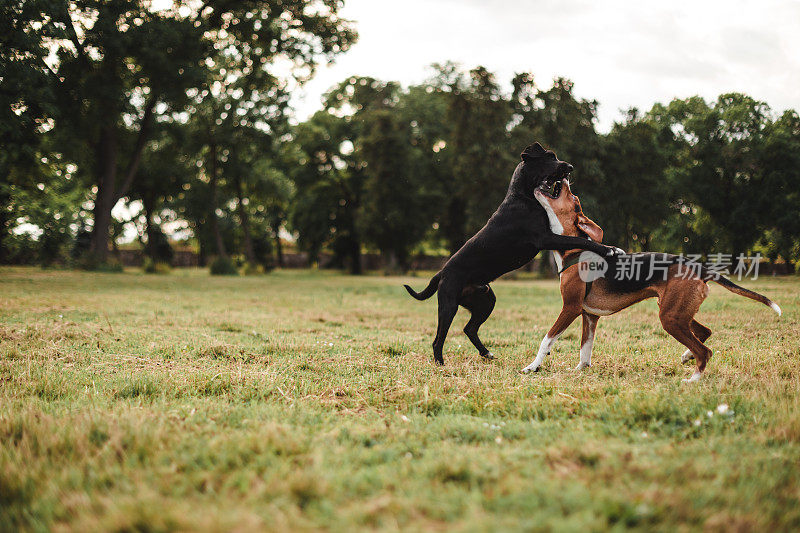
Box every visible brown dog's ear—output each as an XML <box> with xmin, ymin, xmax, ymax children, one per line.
<box><xmin>520</xmin><ymin>142</ymin><xmax>547</xmax><ymax>161</ymax></box>
<box><xmin>577</xmin><ymin>214</ymin><xmax>604</xmax><ymax>243</ymax></box>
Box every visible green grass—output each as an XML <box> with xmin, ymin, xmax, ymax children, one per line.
<box><xmin>1</xmin><ymin>267</ymin><xmax>799</xmax><ymax>531</ymax></box>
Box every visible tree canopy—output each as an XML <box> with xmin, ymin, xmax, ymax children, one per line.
<box><xmin>3</xmin><ymin>8</ymin><xmax>800</xmax><ymax>274</ymax></box>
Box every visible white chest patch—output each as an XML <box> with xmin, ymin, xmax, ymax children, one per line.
<box><xmin>536</xmin><ymin>196</ymin><xmax>564</xmax><ymax>236</ymax></box>
<box><xmin>534</xmin><ymin>180</ymin><xmax>568</xmax><ymax>236</ymax></box>
<box><xmin>553</xmin><ymin>252</ymin><xmax>563</xmax><ymax>273</ymax></box>
<box><xmin>582</xmin><ymin>303</ymin><xmax>614</xmax><ymax>316</ymax></box>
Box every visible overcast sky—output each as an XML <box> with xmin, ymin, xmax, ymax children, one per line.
<box><xmin>292</xmin><ymin>0</ymin><xmax>800</xmax><ymax>132</ymax></box>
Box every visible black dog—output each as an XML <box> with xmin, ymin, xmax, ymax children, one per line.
<box><xmin>404</xmin><ymin>143</ymin><xmax>618</xmax><ymax>365</ymax></box>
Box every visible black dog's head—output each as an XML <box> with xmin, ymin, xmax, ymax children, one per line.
<box><xmin>510</xmin><ymin>142</ymin><xmax>574</xmax><ymax>198</ymax></box>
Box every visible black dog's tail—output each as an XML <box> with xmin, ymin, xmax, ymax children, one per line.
<box><xmin>404</xmin><ymin>273</ymin><xmax>441</xmax><ymax>301</ymax></box>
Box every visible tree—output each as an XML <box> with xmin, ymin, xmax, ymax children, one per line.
<box><xmin>223</xmin><ymin>127</ymin><xmax>285</xmax><ymax>269</ymax></box>
<box><xmin>50</xmin><ymin>1</ymin><xmax>209</xmax><ymax>264</ymax></box>
<box><xmin>287</xmin><ymin>77</ymin><xmax>401</xmax><ymax>274</ymax></box>
<box><xmin>450</xmin><ymin>67</ymin><xmax>515</xmax><ymax>245</ymax></box>
<box><xmin>358</xmin><ymin>110</ymin><xmax>429</xmax><ymax>271</ymax></box>
<box><xmin>288</xmin><ymin>109</ymin><xmax>363</xmax><ymax>272</ymax></box>
<box><xmin>593</xmin><ymin>108</ymin><xmax>674</xmax><ymax>250</ymax></box>
<box><xmin>129</xmin><ymin>124</ymin><xmax>190</xmax><ymax>264</ymax></box>
<box><xmin>758</xmin><ymin>110</ymin><xmax>800</xmax><ymax>267</ymax></box>
<box><xmin>662</xmin><ymin>94</ymin><xmax>772</xmax><ymax>257</ymax></box>
<box><xmin>421</xmin><ymin>64</ymin><xmax>515</xmax><ymax>253</ymax></box>
<box><xmin>250</xmin><ymin>159</ymin><xmax>294</xmax><ymax>267</ymax></box>
<box><xmin>0</xmin><ymin>0</ymin><xmax>60</xmax><ymax>262</ymax></box>
<box><xmin>9</xmin><ymin>0</ymin><xmax>355</xmax><ymax>265</ymax></box>
<box><xmin>511</xmin><ymin>76</ymin><xmax>604</xmax><ymax>216</ymax></box>
<box><xmin>3</xmin><ymin>151</ymin><xmax>85</xmax><ymax>266</ymax></box>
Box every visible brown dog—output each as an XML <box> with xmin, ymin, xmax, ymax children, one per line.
<box><xmin>521</xmin><ymin>180</ymin><xmax>781</xmax><ymax>382</ymax></box>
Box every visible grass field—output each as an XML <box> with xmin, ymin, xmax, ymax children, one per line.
<box><xmin>1</xmin><ymin>267</ymin><xmax>799</xmax><ymax>531</ymax></box>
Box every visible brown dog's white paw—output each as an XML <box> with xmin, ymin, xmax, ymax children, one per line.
<box><xmin>682</xmin><ymin>371</ymin><xmax>702</xmax><ymax>383</ymax></box>
<box><xmin>574</xmin><ymin>361</ymin><xmax>591</xmax><ymax>371</ymax></box>
<box><xmin>681</xmin><ymin>349</ymin><xmax>695</xmax><ymax>364</ymax></box>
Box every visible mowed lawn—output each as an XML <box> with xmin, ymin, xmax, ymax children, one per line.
<box><xmin>1</xmin><ymin>267</ymin><xmax>799</xmax><ymax>531</ymax></box>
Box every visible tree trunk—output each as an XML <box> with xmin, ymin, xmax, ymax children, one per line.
<box><xmin>114</xmin><ymin>96</ymin><xmax>157</xmax><ymax>203</ymax></box>
<box><xmin>0</xmin><ymin>188</ymin><xmax>9</xmax><ymax>264</ymax></box>
<box><xmin>444</xmin><ymin>197</ymin><xmax>467</xmax><ymax>255</ymax></box>
<box><xmin>142</xmin><ymin>193</ymin><xmax>157</xmax><ymax>260</ymax></box>
<box><xmin>349</xmin><ymin>236</ymin><xmax>362</xmax><ymax>275</ymax></box>
<box><xmin>399</xmin><ymin>250</ymin><xmax>410</xmax><ymax>274</ymax></box>
<box><xmin>197</xmin><ymin>224</ymin><xmax>207</xmax><ymax>267</ymax></box>
<box><xmin>111</xmin><ymin>228</ymin><xmax>120</xmax><ymax>260</ymax></box>
<box><xmin>208</xmin><ymin>139</ymin><xmax>228</xmax><ymax>258</ymax></box>
<box><xmin>88</xmin><ymin>97</ymin><xmax>156</xmax><ymax>264</ymax></box>
<box><xmin>731</xmin><ymin>245</ymin><xmax>746</xmax><ymax>277</ymax></box>
<box><xmin>272</xmin><ymin>222</ymin><xmax>284</xmax><ymax>267</ymax></box>
<box><xmin>234</xmin><ymin>174</ymin><xmax>257</xmax><ymax>264</ymax></box>
<box><xmin>90</xmin><ymin>125</ymin><xmax>119</xmax><ymax>262</ymax></box>
<box><xmin>537</xmin><ymin>251</ymin><xmax>551</xmax><ymax>276</ymax></box>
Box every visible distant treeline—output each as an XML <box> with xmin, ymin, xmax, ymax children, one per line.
<box><xmin>3</xmin><ymin>2</ymin><xmax>800</xmax><ymax>273</ymax></box>
<box><xmin>284</xmin><ymin>69</ymin><xmax>800</xmax><ymax>273</ymax></box>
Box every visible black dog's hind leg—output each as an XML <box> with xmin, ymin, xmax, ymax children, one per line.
<box><xmin>432</xmin><ymin>279</ymin><xmax>461</xmax><ymax>365</ymax></box>
<box><xmin>460</xmin><ymin>285</ymin><xmax>496</xmax><ymax>359</ymax></box>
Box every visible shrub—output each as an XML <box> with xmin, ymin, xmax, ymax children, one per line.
<box><xmin>252</xmin><ymin>235</ymin><xmax>275</xmax><ymax>271</ymax></box>
<box><xmin>74</xmin><ymin>252</ymin><xmax>123</xmax><ymax>272</ymax></box>
<box><xmin>142</xmin><ymin>258</ymin><xmax>171</xmax><ymax>274</ymax></box>
<box><xmin>242</xmin><ymin>262</ymin><xmax>264</xmax><ymax>276</ymax></box>
<box><xmin>70</xmin><ymin>229</ymin><xmax>92</xmax><ymax>260</ymax></box>
<box><xmin>37</xmin><ymin>223</ymin><xmax>72</xmax><ymax>266</ymax></box>
<box><xmin>209</xmin><ymin>256</ymin><xmax>239</xmax><ymax>276</ymax></box>
<box><xmin>144</xmin><ymin>227</ymin><xmax>174</xmax><ymax>264</ymax></box>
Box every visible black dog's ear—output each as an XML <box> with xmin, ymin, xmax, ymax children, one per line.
<box><xmin>520</xmin><ymin>142</ymin><xmax>547</xmax><ymax>161</ymax></box>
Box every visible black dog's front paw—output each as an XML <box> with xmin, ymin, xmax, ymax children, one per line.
<box><xmin>605</xmin><ymin>246</ymin><xmax>625</xmax><ymax>257</ymax></box>
<box><xmin>480</xmin><ymin>352</ymin><xmax>496</xmax><ymax>361</ymax></box>
<box><xmin>434</xmin><ymin>357</ymin><xmax>445</xmax><ymax>366</ymax></box>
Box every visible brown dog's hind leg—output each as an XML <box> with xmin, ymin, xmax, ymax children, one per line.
<box><xmin>682</xmin><ymin>320</ymin><xmax>712</xmax><ymax>363</ymax></box>
<box><xmin>659</xmin><ymin>311</ymin><xmax>711</xmax><ymax>383</ymax></box>
<box><xmin>460</xmin><ymin>285</ymin><xmax>497</xmax><ymax>360</ymax></box>
<box><xmin>691</xmin><ymin>320</ymin><xmax>712</xmax><ymax>342</ymax></box>
<box><xmin>659</xmin><ymin>280</ymin><xmax>711</xmax><ymax>381</ymax></box>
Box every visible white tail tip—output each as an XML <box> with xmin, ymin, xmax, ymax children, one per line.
<box><xmin>769</xmin><ymin>302</ymin><xmax>782</xmax><ymax>316</ymax></box>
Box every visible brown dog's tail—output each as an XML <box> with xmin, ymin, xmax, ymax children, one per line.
<box><xmin>404</xmin><ymin>273</ymin><xmax>441</xmax><ymax>301</ymax></box>
<box><xmin>710</xmin><ymin>275</ymin><xmax>781</xmax><ymax>316</ymax></box>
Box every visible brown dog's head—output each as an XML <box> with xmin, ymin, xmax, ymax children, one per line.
<box><xmin>534</xmin><ymin>179</ymin><xmax>603</xmax><ymax>243</ymax></box>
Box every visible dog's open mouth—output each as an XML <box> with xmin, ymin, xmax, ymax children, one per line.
<box><xmin>538</xmin><ymin>178</ymin><xmax>565</xmax><ymax>199</ymax></box>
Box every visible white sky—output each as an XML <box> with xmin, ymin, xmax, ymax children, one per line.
<box><xmin>293</xmin><ymin>0</ymin><xmax>800</xmax><ymax>132</ymax></box>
